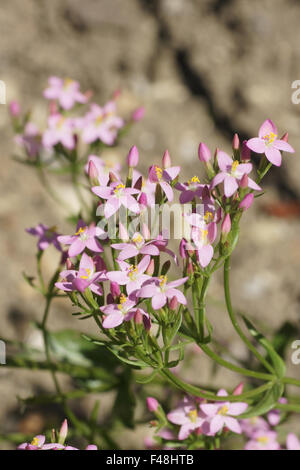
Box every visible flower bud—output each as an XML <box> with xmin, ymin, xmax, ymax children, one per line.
<box><xmin>66</xmin><ymin>258</ymin><xmax>73</xmax><ymax>270</ymax></box>
<box><xmin>109</xmin><ymin>171</ymin><xmax>119</xmax><ymax>183</ymax></box>
<box><xmin>88</xmin><ymin>160</ymin><xmax>98</xmax><ymax>184</ymax></box>
<box><xmin>106</xmin><ymin>293</ymin><xmax>114</xmax><ymax>304</ymax></box>
<box><xmin>143</xmin><ymin>315</ymin><xmax>151</xmax><ymax>331</ymax></box>
<box><xmin>239</xmin><ymin>193</ymin><xmax>254</xmax><ymax>210</ymax></box>
<box><xmin>179</xmin><ymin>239</ymin><xmax>187</xmax><ymax>259</ymax></box>
<box><xmin>162</xmin><ymin>150</ymin><xmax>171</xmax><ymax>169</ymax></box>
<box><xmin>169</xmin><ymin>296</ymin><xmax>178</xmax><ymax>311</ymax></box>
<box><xmin>146</xmin><ymin>258</ymin><xmax>155</xmax><ymax>276</ymax></box>
<box><xmin>198</xmin><ymin>142</ymin><xmax>211</xmax><ymax>163</ymax></box>
<box><xmin>134</xmin><ymin>309</ymin><xmax>143</xmax><ymax>324</ymax></box>
<box><xmin>161</xmin><ymin>260</ymin><xmax>171</xmax><ymax>276</ymax></box>
<box><xmin>134</xmin><ymin>175</ymin><xmax>143</xmax><ymax>190</ymax></box>
<box><xmin>147</xmin><ymin>397</ymin><xmax>159</xmax><ymax>412</ymax></box>
<box><xmin>221</xmin><ymin>214</ymin><xmax>231</xmax><ymax>236</ymax></box>
<box><xmin>110</xmin><ymin>282</ymin><xmax>121</xmax><ymax>298</ymax></box>
<box><xmin>233</xmin><ymin>382</ymin><xmax>244</xmax><ymax>396</ymax></box>
<box><xmin>138</xmin><ymin>192</ymin><xmax>148</xmax><ymax>208</ymax></box>
<box><xmin>232</xmin><ymin>133</ymin><xmax>240</xmax><ymax>150</ymax></box>
<box><xmin>127</xmin><ymin>145</ymin><xmax>139</xmax><ymax>168</ymax></box>
<box><xmin>241</xmin><ymin>140</ymin><xmax>251</xmax><ymax>162</ymax></box>
<box><xmin>239</xmin><ymin>174</ymin><xmax>248</xmax><ymax>189</ymax></box>
<box><xmin>58</xmin><ymin>419</ymin><xmax>68</xmax><ymax>445</ymax></box>
<box><xmin>113</xmin><ymin>89</ymin><xmax>121</xmax><ymax>100</ymax></box>
<box><xmin>9</xmin><ymin>100</ymin><xmax>20</xmax><ymax>117</ymax></box>
<box><xmin>187</xmin><ymin>260</ymin><xmax>194</xmax><ymax>274</ymax></box>
<box><xmin>281</xmin><ymin>132</ymin><xmax>288</xmax><ymax>142</ymax></box>
<box><xmin>132</xmin><ymin>106</ymin><xmax>145</xmax><ymax>122</ymax></box>
<box><xmin>201</xmin><ymin>185</ymin><xmax>210</xmax><ymax>200</ymax></box>
<box><xmin>49</xmin><ymin>101</ymin><xmax>58</xmax><ymax>115</ymax></box>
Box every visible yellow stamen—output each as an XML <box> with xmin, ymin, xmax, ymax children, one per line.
<box><xmin>155</xmin><ymin>165</ymin><xmax>163</xmax><ymax>180</ymax></box>
<box><xmin>119</xmin><ymin>293</ymin><xmax>127</xmax><ymax>304</ymax></box>
<box><xmin>128</xmin><ymin>265</ymin><xmax>138</xmax><ymax>280</ymax></box>
<box><xmin>114</xmin><ymin>183</ymin><xmax>125</xmax><ymax>194</ymax></box>
<box><xmin>80</xmin><ymin>268</ymin><xmax>91</xmax><ymax>280</ymax></box>
<box><xmin>200</xmin><ymin>229</ymin><xmax>208</xmax><ymax>241</ymax></box>
<box><xmin>31</xmin><ymin>437</ymin><xmax>39</xmax><ymax>447</ymax></box>
<box><xmin>64</xmin><ymin>78</ymin><xmax>74</xmax><ymax>86</ymax></box>
<box><xmin>132</xmin><ymin>234</ymin><xmax>143</xmax><ymax>245</ymax></box>
<box><xmin>188</xmin><ymin>409</ymin><xmax>198</xmax><ymax>423</ymax></box>
<box><xmin>231</xmin><ymin>160</ymin><xmax>239</xmax><ymax>173</ymax></box>
<box><xmin>257</xmin><ymin>436</ymin><xmax>269</xmax><ymax>444</ymax></box>
<box><xmin>75</xmin><ymin>227</ymin><xmax>86</xmax><ymax>236</ymax></box>
<box><xmin>204</xmin><ymin>211</ymin><xmax>213</xmax><ymax>223</ymax></box>
<box><xmin>217</xmin><ymin>405</ymin><xmax>229</xmax><ymax>416</ymax></box>
<box><xmin>96</xmin><ymin>115</ymin><xmax>103</xmax><ymax>125</ymax></box>
<box><xmin>263</xmin><ymin>132</ymin><xmax>277</xmax><ymax>145</ymax></box>
<box><xmin>187</xmin><ymin>176</ymin><xmax>200</xmax><ymax>186</ymax></box>
<box><xmin>159</xmin><ymin>275</ymin><xmax>167</xmax><ymax>286</ymax></box>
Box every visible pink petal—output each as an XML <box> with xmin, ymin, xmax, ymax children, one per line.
<box><xmin>69</xmin><ymin>239</ymin><xmax>85</xmax><ymax>257</ymax></box>
<box><xmin>198</xmin><ymin>245</ymin><xmax>213</xmax><ymax>268</ymax></box>
<box><xmin>258</xmin><ymin>119</ymin><xmax>278</xmax><ymax>138</ymax></box>
<box><xmin>166</xmin><ymin>288</ymin><xmax>187</xmax><ymax>305</ymax></box>
<box><xmin>210</xmin><ymin>415</ymin><xmax>224</xmax><ymax>435</ymax></box>
<box><xmin>92</xmin><ymin>186</ymin><xmax>112</xmax><ymax>199</ymax></box>
<box><xmin>246</xmin><ymin>138</ymin><xmax>266</xmax><ymax>154</ymax></box>
<box><xmin>106</xmin><ymin>271</ymin><xmax>128</xmax><ymax>284</ymax></box>
<box><xmin>86</xmin><ymin>237</ymin><xmax>103</xmax><ymax>253</ymax></box>
<box><xmin>224</xmin><ymin>417</ymin><xmax>241</xmax><ymax>434</ymax></box>
<box><xmin>79</xmin><ymin>253</ymin><xmax>94</xmax><ymax>272</ymax></box>
<box><xmin>120</xmin><ymin>195</ymin><xmax>140</xmax><ymax>213</ymax></box>
<box><xmin>236</xmin><ymin>163</ymin><xmax>252</xmax><ymax>175</ymax></box>
<box><xmin>210</xmin><ymin>172</ymin><xmax>226</xmax><ymax>189</ymax></box>
<box><xmin>178</xmin><ymin>424</ymin><xmax>193</xmax><ymax>441</ymax></box>
<box><xmin>140</xmin><ymin>245</ymin><xmax>160</xmax><ymax>256</ymax></box>
<box><xmin>118</xmin><ymin>245</ymin><xmax>139</xmax><ymax>260</ymax></box>
<box><xmin>265</xmin><ymin>147</ymin><xmax>282</xmax><ymax>166</ymax></box>
<box><xmin>200</xmin><ymin>404</ymin><xmax>220</xmax><ymax>417</ymax></box>
<box><xmin>103</xmin><ymin>312</ymin><xmax>124</xmax><ymax>328</ymax></box>
<box><xmin>167</xmin><ymin>410</ymin><xmax>189</xmax><ymax>425</ymax></box>
<box><xmin>160</xmin><ymin>181</ymin><xmax>174</xmax><ymax>202</ymax></box>
<box><xmin>137</xmin><ymin>255</ymin><xmax>151</xmax><ymax>273</ymax></box>
<box><xmin>228</xmin><ymin>402</ymin><xmax>248</xmax><ymax>416</ymax></box>
<box><xmin>163</xmin><ymin>166</ymin><xmax>180</xmax><ymax>181</ymax></box>
<box><xmin>167</xmin><ymin>277</ymin><xmax>189</xmax><ymax>288</ymax></box>
<box><xmin>217</xmin><ymin>151</ymin><xmax>233</xmax><ymax>172</ymax></box>
<box><xmin>273</xmin><ymin>140</ymin><xmax>295</xmax><ymax>153</ymax></box>
<box><xmin>224</xmin><ymin>175</ymin><xmax>238</xmax><ymax>197</ymax></box>
<box><xmin>247</xmin><ymin>177</ymin><xmax>262</xmax><ymax>191</ymax></box>
<box><xmin>104</xmin><ymin>197</ymin><xmax>120</xmax><ymax>218</ymax></box>
<box><xmin>138</xmin><ymin>284</ymin><xmax>158</xmax><ymax>298</ymax></box>
<box><xmin>152</xmin><ymin>293</ymin><xmax>167</xmax><ymax>309</ymax></box>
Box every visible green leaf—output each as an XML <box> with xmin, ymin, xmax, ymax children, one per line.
<box><xmin>165</xmin><ymin>312</ymin><xmax>183</xmax><ymax>346</ymax></box>
<box><xmin>111</xmin><ymin>369</ymin><xmax>136</xmax><ymax>429</ymax></box>
<box><xmin>135</xmin><ymin>370</ymin><xmax>158</xmax><ymax>384</ymax></box>
<box><xmin>239</xmin><ymin>382</ymin><xmax>284</xmax><ymax>419</ymax></box>
<box><xmin>242</xmin><ymin>316</ymin><xmax>286</xmax><ymax>379</ymax></box>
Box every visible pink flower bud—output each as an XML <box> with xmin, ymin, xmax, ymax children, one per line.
<box><xmin>241</xmin><ymin>140</ymin><xmax>251</xmax><ymax>162</ymax></box>
<box><xmin>232</xmin><ymin>133</ymin><xmax>240</xmax><ymax>150</ymax></box>
<box><xmin>113</xmin><ymin>89</ymin><xmax>121</xmax><ymax>100</ymax></box>
<box><xmin>109</xmin><ymin>171</ymin><xmax>118</xmax><ymax>183</ymax></box>
<box><xmin>143</xmin><ymin>315</ymin><xmax>151</xmax><ymax>331</ymax></box>
<box><xmin>127</xmin><ymin>145</ymin><xmax>139</xmax><ymax>168</ymax></box>
<box><xmin>134</xmin><ymin>309</ymin><xmax>143</xmax><ymax>324</ymax></box>
<box><xmin>233</xmin><ymin>382</ymin><xmax>244</xmax><ymax>396</ymax></box>
<box><xmin>66</xmin><ymin>258</ymin><xmax>73</xmax><ymax>270</ymax></box>
<box><xmin>221</xmin><ymin>214</ymin><xmax>231</xmax><ymax>236</ymax></box>
<box><xmin>110</xmin><ymin>282</ymin><xmax>121</xmax><ymax>298</ymax></box>
<box><xmin>147</xmin><ymin>397</ymin><xmax>159</xmax><ymax>412</ymax></box>
<box><xmin>146</xmin><ymin>258</ymin><xmax>155</xmax><ymax>276</ymax></box>
<box><xmin>239</xmin><ymin>193</ymin><xmax>254</xmax><ymax>210</ymax></box>
<box><xmin>198</xmin><ymin>142</ymin><xmax>211</xmax><ymax>163</ymax></box>
<box><xmin>88</xmin><ymin>160</ymin><xmax>98</xmax><ymax>182</ymax></box>
<box><xmin>106</xmin><ymin>293</ymin><xmax>114</xmax><ymax>304</ymax></box>
<box><xmin>179</xmin><ymin>239</ymin><xmax>187</xmax><ymax>259</ymax></box>
<box><xmin>134</xmin><ymin>175</ymin><xmax>143</xmax><ymax>190</ymax></box>
<box><xmin>162</xmin><ymin>150</ymin><xmax>171</xmax><ymax>169</ymax></box>
<box><xmin>239</xmin><ymin>174</ymin><xmax>248</xmax><ymax>189</ymax></box>
<box><xmin>169</xmin><ymin>296</ymin><xmax>178</xmax><ymax>311</ymax></box>
<box><xmin>9</xmin><ymin>100</ymin><xmax>20</xmax><ymax>117</ymax></box>
<box><xmin>49</xmin><ymin>101</ymin><xmax>58</xmax><ymax>115</ymax></box>
<box><xmin>187</xmin><ymin>260</ymin><xmax>194</xmax><ymax>274</ymax></box>
<box><xmin>132</xmin><ymin>106</ymin><xmax>145</xmax><ymax>122</ymax></box>
<box><xmin>84</xmin><ymin>90</ymin><xmax>93</xmax><ymax>101</ymax></box>
<box><xmin>281</xmin><ymin>132</ymin><xmax>288</xmax><ymax>142</ymax></box>
<box><xmin>202</xmin><ymin>185</ymin><xmax>210</xmax><ymax>200</ymax></box>
<box><xmin>59</xmin><ymin>419</ymin><xmax>68</xmax><ymax>445</ymax></box>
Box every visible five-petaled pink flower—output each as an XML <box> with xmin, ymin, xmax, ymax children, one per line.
<box><xmin>244</xmin><ymin>430</ymin><xmax>280</xmax><ymax>450</ymax></box>
<box><xmin>175</xmin><ymin>177</ymin><xmax>205</xmax><ymax>203</ymax></box>
<box><xmin>167</xmin><ymin>396</ymin><xmax>204</xmax><ymax>441</ymax></box>
<box><xmin>148</xmin><ymin>164</ymin><xmax>180</xmax><ymax>202</ymax></box>
<box><xmin>200</xmin><ymin>389</ymin><xmax>248</xmax><ymax>435</ymax></box>
<box><xmin>107</xmin><ymin>256</ymin><xmax>151</xmax><ymax>296</ymax></box>
<box><xmin>210</xmin><ymin>151</ymin><xmax>261</xmax><ymax>197</ymax></box>
<box><xmin>286</xmin><ymin>433</ymin><xmax>300</xmax><ymax>450</ymax></box>
<box><xmin>138</xmin><ymin>275</ymin><xmax>188</xmax><ymax>309</ymax></box>
<box><xmin>100</xmin><ymin>295</ymin><xmax>149</xmax><ymax>329</ymax></box>
<box><xmin>58</xmin><ymin>220</ymin><xmax>104</xmax><ymax>257</ymax></box>
<box><xmin>43</xmin><ymin>76</ymin><xmax>88</xmax><ymax>110</ymax></box>
<box><xmin>55</xmin><ymin>253</ymin><xmax>106</xmax><ymax>295</ymax></box>
<box><xmin>43</xmin><ymin>114</ymin><xmax>76</xmax><ymax>150</ymax></box>
<box><xmin>246</xmin><ymin>119</ymin><xmax>295</xmax><ymax>167</ymax></box>
<box><xmin>111</xmin><ymin>232</ymin><xmax>160</xmax><ymax>261</ymax></box>
<box><xmin>26</xmin><ymin>224</ymin><xmax>61</xmax><ymax>251</ymax></box>
<box><xmin>15</xmin><ymin>122</ymin><xmax>42</xmax><ymax>158</ymax></box>
<box><xmin>92</xmin><ymin>181</ymin><xmax>140</xmax><ymax>218</ymax></box>
<box><xmin>81</xmin><ymin>102</ymin><xmax>124</xmax><ymax>145</ymax></box>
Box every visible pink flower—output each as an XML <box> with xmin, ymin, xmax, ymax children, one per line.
<box><xmin>148</xmin><ymin>164</ymin><xmax>180</xmax><ymax>202</ymax></box>
<box><xmin>100</xmin><ymin>294</ymin><xmax>149</xmax><ymax>329</ymax></box>
<box><xmin>55</xmin><ymin>253</ymin><xmax>106</xmax><ymax>295</ymax></box>
<box><xmin>85</xmin><ymin>155</ymin><xmax>121</xmax><ymax>186</ymax></box>
<box><xmin>92</xmin><ymin>181</ymin><xmax>140</xmax><ymax>218</ymax></box>
<box><xmin>138</xmin><ymin>275</ymin><xmax>188</xmax><ymax>309</ymax></box>
<box><xmin>81</xmin><ymin>102</ymin><xmax>124</xmax><ymax>145</ymax></box>
<box><xmin>267</xmin><ymin>398</ymin><xmax>287</xmax><ymax>426</ymax></box>
<box><xmin>15</xmin><ymin>122</ymin><xmax>42</xmax><ymax>157</ymax></box>
<box><xmin>244</xmin><ymin>430</ymin><xmax>280</xmax><ymax>450</ymax></box>
<box><xmin>246</xmin><ymin>119</ymin><xmax>295</xmax><ymax>167</ymax></box>
<box><xmin>210</xmin><ymin>151</ymin><xmax>261</xmax><ymax>197</ymax></box>
<box><xmin>200</xmin><ymin>389</ymin><xmax>248</xmax><ymax>435</ymax></box>
<box><xmin>240</xmin><ymin>416</ymin><xmax>270</xmax><ymax>438</ymax></box>
<box><xmin>175</xmin><ymin>177</ymin><xmax>206</xmax><ymax>203</ymax></box>
<box><xmin>111</xmin><ymin>232</ymin><xmax>160</xmax><ymax>260</ymax></box>
<box><xmin>286</xmin><ymin>433</ymin><xmax>300</xmax><ymax>450</ymax></box>
<box><xmin>58</xmin><ymin>220</ymin><xmax>104</xmax><ymax>257</ymax></box>
<box><xmin>26</xmin><ymin>224</ymin><xmax>61</xmax><ymax>251</ymax></box>
<box><xmin>147</xmin><ymin>397</ymin><xmax>159</xmax><ymax>412</ymax></box>
<box><xmin>42</xmin><ymin>114</ymin><xmax>76</xmax><ymax>150</ymax></box>
<box><xmin>106</xmin><ymin>256</ymin><xmax>151</xmax><ymax>296</ymax></box>
<box><xmin>167</xmin><ymin>396</ymin><xmax>204</xmax><ymax>440</ymax></box>
<box><xmin>43</xmin><ymin>76</ymin><xmax>88</xmax><ymax>110</ymax></box>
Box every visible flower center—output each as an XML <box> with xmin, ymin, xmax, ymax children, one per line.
<box><xmin>159</xmin><ymin>275</ymin><xmax>167</xmax><ymax>290</ymax></box>
<box><xmin>114</xmin><ymin>183</ymin><xmax>125</xmax><ymax>196</ymax></box>
<box><xmin>187</xmin><ymin>176</ymin><xmax>200</xmax><ymax>187</ymax></box>
<box><xmin>217</xmin><ymin>405</ymin><xmax>229</xmax><ymax>416</ymax></box>
<box><xmin>231</xmin><ymin>160</ymin><xmax>239</xmax><ymax>174</ymax></box>
<box><xmin>257</xmin><ymin>436</ymin><xmax>269</xmax><ymax>444</ymax></box>
<box><xmin>31</xmin><ymin>437</ymin><xmax>39</xmax><ymax>447</ymax></box>
<box><xmin>200</xmin><ymin>229</ymin><xmax>208</xmax><ymax>242</ymax></box>
<box><xmin>204</xmin><ymin>211</ymin><xmax>213</xmax><ymax>223</ymax></box>
<box><xmin>75</xmin><ymin>226</ymin><xmax>88</xmax><ymax>240</ymax></box>
<box><xmin>117</xmin><ymin>294</ymin><xmax>128</xmax><ymax>313</ymax></box>
<box><xmin>188</xmin><ymin>409</ymin><xmax>198</xmax><ymax>423</ymax></box>
<box><xmin>263</xmin><ymin>132</ymin><xmax>277</xmax><ymax>146</ymax></box>
<box><xmin>96</xmin><ymin>114</ymin><xmax>104</xmax><ymax>125</ymax></box>
<box><xmin>155</xmin><ymin>166</ymin><xmax>163</xmax><ymax>180</ymax></box>
<box><xmin>128</xmin><ymin>265</ymin><xmax>138</xmax><ymax>280</ymax></box>
<box><xmin>80</xmin><ymin>268</ymin><xmax>91</xmax><ymax>280</ymax></box>
<box><xmin>132</xmin><ymin>233</ymin><xmax>143</xmax><ymax>248</ymax></box>
<box><xmin>64</xmin><ymin>78</ymin><xmax>74</xmax><ymax>87</ymax></box>
<box><xmin>57</xmin><ymin>117</ymin><xmax>65</xmax><ymax>129</ymax></box>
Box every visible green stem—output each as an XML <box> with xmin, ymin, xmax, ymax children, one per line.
<box><xmin>223</xmin><ymin>256</ymin><xmax>276</xmax><ymax>375</ymax></box>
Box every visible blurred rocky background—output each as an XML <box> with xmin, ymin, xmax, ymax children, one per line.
<box><xmin>1</xmin><ymin>0</ymin><xmax>300</xmax><ymax>448</ymax></box>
